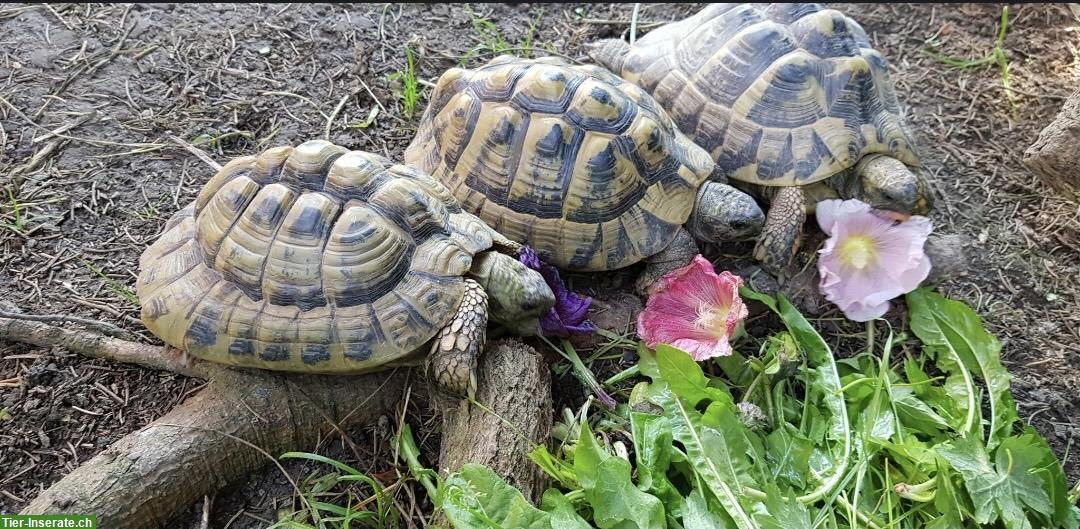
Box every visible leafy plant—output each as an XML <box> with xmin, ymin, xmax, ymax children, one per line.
<box><xmin>2</xmin><ymin>185</ymin><xmax>29</xmax><ymax>235</ymax></box>
<box><xmin>923</xmin><ymin>6</ymin><xmax>1018</xmax><ymax>120</ymax></box>
<box><xmin>437</xmin><ymin>287</ymin><xmax>1079</xmax><ymax>529</ymax></box>
<box><xmin>271</xmin><ymin>451</ymin><xmax>402</xmax><ymax>529</ymax></box>
<box><xmin>459</xmin><ymin>4</ymin><xmax>545</xmax><ymax>65</ymax></box>
<box><xmin>388</xmin><ymin>46</ymin><xmax>419</xmax><ymax>119</ymax></box>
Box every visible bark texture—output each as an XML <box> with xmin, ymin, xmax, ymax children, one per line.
<box><xmin>1024</xmin><ymin>88</ymin><xmax>1080</xmax><ymax>195</ymax></box>
<box><xmin>0</xmin><ymin>315</ymin><xmax>212</xmax><ymax>379</ymax></box>
<box><xmin>21</xmin><ymin>366</ymin><xmax>407</xmax><ymax>527</ymax></box>
<box><xmin>438</xmin><ymin>339</ymin><xmax>552</xmax><ymax>504</ymax></box>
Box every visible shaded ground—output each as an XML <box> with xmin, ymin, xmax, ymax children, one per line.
<box><xmin>0</xmin><ymin>2</ymin><xmax>1077</xmax><ymax>526</ymax></box>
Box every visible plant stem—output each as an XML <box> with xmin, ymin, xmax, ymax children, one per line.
<box><xmin>603</xmin><ymin>364</ymin><xmax>640</xmax><ymax>387</ymax></box>
<box><xmin>836</xmin><ymin>495</ymin><xmax>886</xmax><ymax>529</ymax></box>
<box><xmin>894</xmin><ymin>477</ymin><xmax>937</xmax><ymax>502</ymax></box>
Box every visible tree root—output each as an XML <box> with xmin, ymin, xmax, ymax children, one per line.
<box><xmin>2</xmin><ymin>315</ymin><xmax>552</xmax><ymax>528</ymax></box>
<box><xmin>437</xmin><ymin>338</ymin><xmax>552</xmax><ymax>504</ymax></box>
<box><xmin>0</xmin><ymin>315</ymin><xmax>212</xmax><ymax>379</ymax></box>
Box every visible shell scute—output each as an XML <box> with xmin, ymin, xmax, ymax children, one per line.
<box><xmin>598</xmin><ymin>3</ymin><xmax>919</xmax><ymax>186</ymax></box>
<box><xmin>406</xmin><ymin>57</ymin><xmax>715</xmax><ymax>271</ymax></box>
<box><xmin>137</xmin><ymin>141</ymin><xmax>496</xmax><ymax>373</ymax></box>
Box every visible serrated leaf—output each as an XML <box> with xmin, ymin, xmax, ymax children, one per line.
<box><xmin>650</xmin><ymin>385</ymin><xmax>756</xmax><ymax>529</ymax></box>
<box><xmin>741</xmin><ymin>288</ymin><xmax>851</xmax><ymax>504</ymax></box>
<box><xmin>1019</xmin><ymin>426</ymin><xmax>1079</xmax><ymax>529</ymax></box>
<box><xmin>441</xmin><ymin>464</ymin><xmax>554</xmax><ymax>529</ymax></box>
<box><xmin>907</xmin><ymin>288</ymin><xmax>1018</xmax><ymax>447</ymax></box>
<box><xmin>589</xmin><ymin>456</ymin><xmax>666</xmax><ymax>529</ymax></box>
<box><xmin>630</xmin><ymin>411</ymin><xmax>684</xmax><ymax>513</ymax></box>
<box><xmin>539</xmin><ymin>490</ymin><xmax>592</xmax><ymax>529</ymax></box>
<box><xmin>765</xmin><ymin>427</ymin><xmax>813</xmax><ymax>489</ymax></box>
<box><xmin>935</xmin><ymin>435</ymin><xmax>1052</xmax><ymax>529</ymax></box>
<box><xmin>754</xmin><ymin>483</ymin><xmax>812</xmax><ymax>529</ymax></box>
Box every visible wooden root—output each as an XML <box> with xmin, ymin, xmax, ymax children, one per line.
<box><xmin>1024</xmin><ymin>88</ymin><xmax>1080</xmax><ymax>196</ymax></box>
<box><xmin>2</xmin><ymin>316</ymin><xmax>552</xmax><ymax>528</ymax></box>
<box><xmin>437</xmin><ymin>338</ymin><xmax>553</xmax><ymax>504</ymax></box>
<box><xmin>21</xmin><ymin>367</ymin><xmax>407</xmax><ymax>527</ymax></box>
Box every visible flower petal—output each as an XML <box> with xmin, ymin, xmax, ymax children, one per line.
<box><xmin>816</xmin><ymin>199</ymin><xmax>873</xmax><ymax>237</ymax></box>
<box><xmin>815</xmin><ymin>199</ymin><xmax>933</xmax><ymax>322</ymax></box>
<box><xmin>636</xmin><ymin>255</ymin><xmax>746</xmax><ymax>361</ymax></box>
<box><xmin>518</xmin><ymin>245</ymin><xmax>595</xmax><ymax>337</ymax></box>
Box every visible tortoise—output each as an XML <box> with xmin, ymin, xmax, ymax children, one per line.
<box><xmin>588</xmin><ymin>3</ymin><xmax>933</xmax><ymax>275</ymax></box>
<box><xmin>404</xmin><ymin>55</ymin><xmax>765</xmax><ymax>294</ymax></box>
<box><xmin>136</xmin><ymin>140</ymin><xmax>555</xmax><ymax>398</ymax></box>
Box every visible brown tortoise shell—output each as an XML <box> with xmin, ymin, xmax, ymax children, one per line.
<box><xmin>136</xmin><ymin>140</ymin><xmax>500</xmax><ymax>373</ymax></box>
<box><xmin>405</xmin><ymin>56</ymin><xmax>716</xmax><ymax>272</ymax></box>
<box><xmin>593</xmin><ymin>3</ymin><xmax>920</xmax><ymax>187</ymax></box>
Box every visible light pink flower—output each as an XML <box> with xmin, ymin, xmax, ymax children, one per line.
<box><xmin>816</xmin><ymin>199</ymin><xmax>933</xmax><ymax>322</ymax></box>
<box><xmin>636</xmin><ymin>255</ymin><xmax>748</xmax><ymax>361</ymax></box>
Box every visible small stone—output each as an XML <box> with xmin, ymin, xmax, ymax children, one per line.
<box><xmin>924</xmin><ymin>232</ymin><xmax>969</xmax><ymax>282</ymax></box>
<box><xmin>258</xmin><ymin>45</ymin><xmax>271</xmax><ymax>55</ymax></box>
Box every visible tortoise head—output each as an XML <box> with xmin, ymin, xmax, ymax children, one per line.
<box><xmin>688</xmin><ymin>181</ymin><xmax>766</xmax><ymax>243</ymax></box>
<box><xmin>856</xmin><ymin>155</ymin><xmax>933</xmax><ymax>217</ymax></box>
<box><xmin>468</xmin><ymin>251</ymin><xmax>555</xmax><ymax>336</ymax></box>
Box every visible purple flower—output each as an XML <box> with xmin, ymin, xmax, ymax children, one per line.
<box><xmin>518</xmin><ymin>246</ymin><xmax>596</xmax><ymax>337</ymax></box>
<box><xmin>816</xmin><ymin>199</ymin><xmax>933</xmax><ymax>322</ymax></box>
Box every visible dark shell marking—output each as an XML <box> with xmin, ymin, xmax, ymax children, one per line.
<box><xmin>597</xmin><ymin>3</ymin><xmax>919</xmax><ymax>186</ymax></box>
<box><xmin>405</xmin><ymin>56</ymin><xmax>715</xmax><ymax>271</ymax></box>
<box><xmin>136</xmin><ymin>141</ymin><xmax>496</xmax><ymax>373</ymax></box>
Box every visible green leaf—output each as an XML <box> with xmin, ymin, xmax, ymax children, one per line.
<box><xmin>891</xmin><ymin>384</ymin><xmax>951</xmax><ymax>433</ymax></box>
<box><xmin>630</xmin><ymin>411</ymin><xmax>684</xmax><ymax>513</ymax></box>
<box><xmin>655</xmin><ymin>343</ymin><xmax>732</xmax><ymax>407</ymax></box>
<box><xmin>650</xmin><ymin>386</ymin><xmax>757</xmax><ymax>529</ymax></box>
<box><xmin>765</xmin><ymin>427</ymin><xmax>813</xmax><ymax>489</ymax></box>
<box><xmin>528</xmin><ymin>444</ymin><xmax>578</xmax><ymax>490</ymax></box>
<box><xmin>930</xmin><ymin>459</ymin><xmax>969</xmax><ymax>529</ymax></box>
<box><xmin>573</xmin><ymin>420</ymin><xmax>609</xmax><ymax>491</ymax></box>
<box><xmin>589</xmin><ymin>456</ymin><xmax>667</xmax><ymax>529</ymax></box>
<box><xmin>683</xmin><ymin>487</ymin><xmax>732</xmax><ymax>529</ymax></box>
<box><xmin>539</xmin><ymin>490</ymin><xmax>592</xmax><ymax>529</ymax></box>
<box><xmin>440</xmin><ymin>464</ymin><xmax>554</xmax><ymax>529</ymax></box>
<box><xmin>700</xmin><ymin>402</ymin><xmax>761</xmax><ymax>493</ymax></box>
<box><xmin>935</xmin><ymin>435</ymin><xmax>1052</xmax><ymax>529</ymax></box>
<box><xmin>576</xmin><ymin>421</ymin><xmax>666</xmax><ymax>529</ymax></box>
<box><xmin>754</xmin><ymin>483</ymin><xmax>813</xmax><ymax>529</ymax></box>
<box><xmin>1019</xmin><ymin>426</ymin><xmax>1079</xmax><ymax>529</ymax></box>
<box><xmin>904</xmin><ymin>358</ymin><xmax>968</xmax><ymax>432</ymax></box>
<box><xmin>637</xmin><ymin>342</ymin><xmax>661</xmax><ymax>380</ymax></box>
<box><xmin>907</xmin><ymin>288</ymin><xmax>1018</xmax><ymax>447</ymax></box>
<box><xmin>740</xmin><ymin>288</ymin><xmax>851</xmax><ymax>504</ymax></box>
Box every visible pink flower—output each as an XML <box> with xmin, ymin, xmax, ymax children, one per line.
<box><xmin>816</xmin><ymin>199</ymin><xmax>933</xmax><ymax>322</ymax></box>
<box><xmin>636</xmin><ymin>255</ymin><xmax>748</xmax><ymax>361</ymax></box>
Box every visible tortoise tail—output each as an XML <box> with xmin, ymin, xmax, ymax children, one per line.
<box><xmin>586</xmin><ymin>38</ymin><xmax>631</xmax><ymax>74</ymax></box>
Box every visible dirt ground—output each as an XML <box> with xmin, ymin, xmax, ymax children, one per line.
<box><xmin>1</xmin><ymin>2</ymin><xmax>1077</xmax><ymax>527</ymax></box>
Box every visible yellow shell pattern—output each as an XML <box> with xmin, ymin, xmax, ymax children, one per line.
<box><xmin>136</xmin><ymin>141</ymin><xmax>498</xmax><ymax>373</ymax></box>
<box><xmin>405</xmin><ymin>56</ymin><xmax>715</xmax><ymax>272</ymax></box>
<box><xmin>608</xmin><ymin>3</ymin><xmax>919</xmax><ymax>186</ymax></box>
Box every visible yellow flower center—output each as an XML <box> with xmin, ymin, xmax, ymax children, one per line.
<box><xmin>696</xmin><ymin>305</ymin><xmax>730</xmax><ymax>335</ymax></box>
<box><xmin>837</xmin><ymin>234</ymin><xmax>877</xmax><ymax>270</ymax></box>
